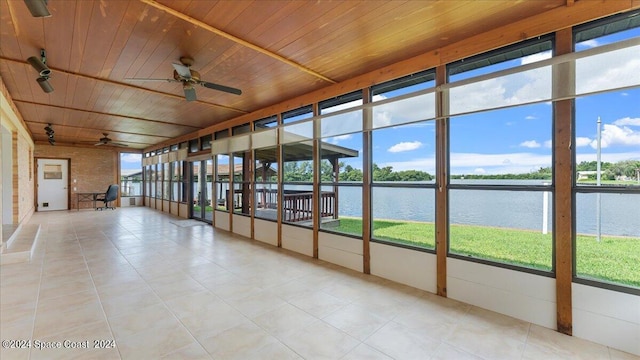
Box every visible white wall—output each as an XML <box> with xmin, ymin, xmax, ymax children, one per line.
<box><xmin>281</xmin><ymin>224</ymin><xmax>313</xmax><ymax>256</ymax></box>
<box><xmin>254</xmin><ymin>219</ymin><xmax>277</xmax><ymax>246</ymax></box>
<box><xmin>447</xmin><ymin>258</ymin><xmax>557</xmax><ymax>330</ymax></box>
<box><xmin>318</xmin><ymin>232</ymin><xmax>363</xmax><ymax>272</ymax></box>
<box><xmin>232</xmin><ymin>214</ymin><xmax>251</xmax><ymax>238</ymax></box>
<box><xmin>214</xmin><ymin>210</ymin><xmax>230</xmax><ymax>231</ymax></box>
<box><xmin>572</xmin><ymin>283</ymin><xmax>640</xmax><ymax>356</ymax></box>
<box><xmin>370</xmin><ymin>242</ymin><xmax>437</xmax><ymax>293</ymax></box>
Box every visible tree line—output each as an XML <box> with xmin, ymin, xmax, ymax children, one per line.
<box><xmin>275</xmin><ymin>159</ymin><xmax>639</xmax><ymax>182</ymax></box>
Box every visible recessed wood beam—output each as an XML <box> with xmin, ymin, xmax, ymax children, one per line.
<box><xmin>0</xmin><ymin>57</ymin><xmax>248</xmax><ymax>114</ymax></box>
<box><xmin>13</xmin><ymin>99</ymin><xmax>201</xmax><ymax>131</ymax></box>
<box><xmin>138</xmin><ymin>0</ymin><xmax>336</xmax><ymax>85</ymax></box>
<box><xmin>25</xmin><ymin>120</ymin><xmax>173</xmax><ymax>139</ymax></box>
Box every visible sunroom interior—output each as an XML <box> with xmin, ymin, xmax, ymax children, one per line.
<box><xmin>1</xmin><ymin>0</ymin><xmax>639</xmax><ymax>358</ymax></box>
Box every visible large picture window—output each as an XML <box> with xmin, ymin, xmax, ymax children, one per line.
<box><xmin>447</xmin><ymin>36</ymin><xmax>554</xmax><ymax>270</ymax></box>
<box><xmin>370</xmin><ymin>72</ymin><xmax>436</xmax><ymax>249</ymax></box>
<box><xmin>573</xmin><ymin>18</ymin><xmax>640</xmax><ymax>290</ymax></box>
<box><xmin>319</xmin><ymin>91</ymin><xmax>363</xmax><ymax>236</ymax></box>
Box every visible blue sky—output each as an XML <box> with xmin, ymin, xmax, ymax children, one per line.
<box><xmin>324</xmin><ymin>28</ymin><xmax>640</xmax><ymax>175</ymax></box>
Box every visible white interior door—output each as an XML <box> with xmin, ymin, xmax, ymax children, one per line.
<box><xmin>37</xmin><ymin>158</ymin><xmax>69</xmax><ymax>211</ymax></box>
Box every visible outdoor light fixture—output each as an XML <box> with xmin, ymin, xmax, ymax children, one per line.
<box><xmin>24</xmin><ymin>0</ymin><xmax>51</xmax><ymax>18</ymax></box>
<box><xmin>45</xmin><ymin>123</ymin><xmax>55</xmax><ymax>145</ymax></box>
<box><xmin>28</xmin><ymin>49</ymin><xmax>53</xmax><ymax>93</ymax></box>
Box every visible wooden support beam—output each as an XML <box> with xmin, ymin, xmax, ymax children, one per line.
<box><xmin>554</xmin><ymin>27</ymin><xmax>574</xmax><ymax>336</ymax></box>
<box><xmin>312</xmin><ymin>103</ymin><xmax>320</xmax><ymax>259</ymax></box>
<box><xmin>435</xmin><ymin>65</ymin><xmax>449</xmax><ymax>298</ymax></box>
<box><xmin>362</xmin><ymin>88</ymin><xmax>372</xmax><ymax>274</ymax></box>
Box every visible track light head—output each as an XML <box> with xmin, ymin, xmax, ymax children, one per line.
<box><xmin>37</xmin><ymin>76</ymin><xmax>54</xmax><ymax>93</ymax></box>
<box><xmin>27</xmin><ymin>55</ymin><xmax>50</xmax><ymax>77</ymax></box>
<box><xmin>24</xmin><ymin>0</ymin><xmax>51</xmax><ymax>18</ymax></box>
<box><xmin>44</xmin><ymin>124</ymin><xmax>54</xmax><ymax>134</ymax></box>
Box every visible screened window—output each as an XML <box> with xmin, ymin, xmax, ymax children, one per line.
<box><xmin>574</xmin><ymin>17</ymin><xmax>640</xmax><ymax>290</ymax></box>
<box><xmin>447</xmin><ymin>37</ymin><xmax>554</xmax><ymax>270</ymax></box>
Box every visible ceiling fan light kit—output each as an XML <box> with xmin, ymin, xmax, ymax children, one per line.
<box><xmin>125</xmin><ymin>56</ymin><xmax>241</xmax><ymax>101</ymax></box>
<box><xmin>23</xmin><ymin>0</ymin><xmax>51</xmax><ymax>18</ymax></box>
<box><xmin>44</xmin><ymin>123</ymin><xmax>55</xmax><ymax>145</ymax></box>
<box><xmin>95</xmin><ymin>133</ymin><xmax>128</xmax><ymax>147</ymax></box>
<box><xmin>28</xmin><ymin>49</ymin><xmax>53</xmax><ymax>93</ymax></box>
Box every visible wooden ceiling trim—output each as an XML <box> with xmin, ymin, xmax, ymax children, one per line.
<box><xmin>145</xmin><ymin>1</ymin><xmax>637</xmax><ymax>152</ymax></box>
<box><xmin>14</xmin><ymin>99</ymin><xmax>201</xmax><ymax>132</ymax></box>
<box><xmin>138</xmin><ymin>0</ymin><xmax>337</xmax><ymax>84</ymax></box>
<box><xmin>0</xmin><ymin>57</ymin><xmax>248</xmax><ymax>114</ymax></box>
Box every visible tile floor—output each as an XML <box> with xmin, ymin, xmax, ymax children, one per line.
<box><xmin>0</xmin><ymin>208</ymin><xmax>636</xmax><ymax>360</ymax></box>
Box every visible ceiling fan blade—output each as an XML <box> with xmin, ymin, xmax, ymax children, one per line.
<box><xmin>111</xmin><ymin>142</ymin><xmax>129</xmax><ymax>147</ymax></box>
<box><xmin>95</xmin><ymin>142</ymin><xmax>106</xmax><ymax>146</ymax></box>
<box><xmin>200</xmin><ymin>81</ymin><xmax>242</xmax><ymax>95</ymax></box>
<box><xmin>183</xmin><ymin>85</ymin><xmax>197</xmax><ymax>101</ymax></box>
<box><xmin>124</xmin><ymin>78</ymin><xmax>178</xmax><ymax>83</ymax></box>
<box><xmin>172</xmin><ymin>63</ymin><xmax>192</xmax><ymax>79</ymax></box>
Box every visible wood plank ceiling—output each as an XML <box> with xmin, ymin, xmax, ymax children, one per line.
<box><xmin>0</xmin><ymin>0</ymin><xmax>570</xmax><ymax>150</ymax></box>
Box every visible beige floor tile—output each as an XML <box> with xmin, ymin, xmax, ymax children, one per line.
<box><xmin>279</xmin><ymin>320</ymin><xmax>360</xmax><ymax>359</ymax></box>
<box><xmin>342</xmin><ymin>343</ymin><xmax>393</xmax><ymax>360</ymax></box>
<box><xmin>288</xmin><ymin>290</ymin><xmax>348</xmax><ymax>318</ymax></box>
<box><xmin>179</xmin><ymin>303</ymin><xmax>251</xmax><ymax>341</ymax></box>
<box><xmin>365</xmin><ymin>320</ymin><xmax>441</xmax><ymax>359</ymax></box>
<box><xmin>322</xmin><ymin>303</ymin><xmax>389</xmax><ymax>341</ymax></box>
<box><xmin>445</xmin><ymin>323</ymin><xmax>527</xmax><ymax>360</ymax></box>
<box><xmin>431</xmin><ymin>343</ymin><xmax>483</xmax><ymax>360</ymax></box>
<box><xmin>230</xmin><ymin>289</ymin><xmax>288</xmax><ymax>318</ymax></box>
<box><xmin>33</xmin><ymin>293</ymin><xmax>106</xmax><ymax>339</ymax></box>
<box><xmin>252</xmin><ymin>303</ymin><xmax>318</xmax><ymax>338</ymax></box>
<box><xmin>99</xmin><ymin>287</ymin><xmax>163</xmax><ymax>318</ymax></box>
<box><xmin>107</xmin><ymin>303</ymin><xmax>178</xmax><ymax>341</ymax></box>
<box><xmin>201</xmin><ymin>322</ymin><xmax>298</xmax><ymax>360</ymax></box>
<box><xmin>115</xmin><ymin>321</ymin><xmax>195</xmax><ymax>359</ymax></box>
<box><xmin>523</xmin><ymin>324</ymin><xmax>611</xmax><ymax>359</ymax></box>
<box><xmin>160</xmin><ymin>342</ymin><xmax>211</xmax><ymax>360</ymax></box>
<box><xmin>163</xmin><ymin>290</ymin><xmax>223</xmax><ymax>319</ymax></box>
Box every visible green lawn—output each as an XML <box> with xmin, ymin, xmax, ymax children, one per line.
<box><xmin>332</xmin><ymin>217</ymin><xmax>640</xmax><ymax>288</ymax></box>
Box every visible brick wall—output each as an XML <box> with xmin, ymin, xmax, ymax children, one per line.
<box><xmin>33</xmin><ymin>145</ymin><xmax>118</xmax><ymax>209</ymax></box>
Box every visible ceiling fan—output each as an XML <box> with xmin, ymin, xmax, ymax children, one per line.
<box><xmin>95</xmin><ymin>133</ymin><xmax>128</xmax><ymax>147</ymax></box>
<box><xmin>125</xmin><ymin>57</ymin><xmax>242</xmax><ymax>101</ymax></box>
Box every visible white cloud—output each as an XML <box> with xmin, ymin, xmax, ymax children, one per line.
<box><xmin>576</xmin><ymin>46</ymin><xmax>640</xmax><ymax>94</ymax></box>
<box><xmin>450</xmin><ymin>152</ymin><xmax>551</xmax><ymax>175</ymax></box>
<box><xmin>525</xmin><ymin>115</ymin><xmax>537</xmax><ymax>120</ymax></box>
<box><xmin>520</xmin><ymin>140</ymin><xmax>541</xmax><ymax>148</ymax></box>
<box><xmin>121</xmin><ymin>153</ymin><xmax>142</xmax><ymax>163</ymax></box>
<box><xmin>372</xmin><ymin>93</ymin><xmax>436</xmax><ymax>128</ymax></box>
<box><xmin>576</xmin><ymin>39</ymin><xmax>600</xmax><ymax>50</ymax></box>
<box><xmin>576</xmin><ymin>151</ymin><xmax>640</xmax><ymax>164</ymax></box>
<box><xmin>544</xmin><ymin>140</ymin><xmax>553</xmax><ymax>148</ymax></box>
<box><xmin>388</xmin><ymin>141</ymin><xmax>423</xmax><ymax>153</ymax></box>
<box><xmin>521</xmin><ymin>51</ymin><xmax>552</xmax><ymax>65</ymax></box>
<box><xmin>589</xmin><ymin>123</ymin><xmax>640</xmax><ymax>149</ymax></box>
<box><xmin>328</xmin><ymin>134</ymin><xmax>352</xmax><ymax>144</ymax></box>
<box><xmin>575</xmin><ymin>137</ymin><xmax>592</xmax><ymax>147</ymax></box>
<box><xmin>474</xmin><ymin>168</ymin><xmax>486</xmax><ymax>174</ymax></box>
<box><xmin>613</xmin><ymin>117</ymin><xmax>640</xmax><ymax>126</ymax></box>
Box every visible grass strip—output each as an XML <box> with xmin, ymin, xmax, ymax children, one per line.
<box><xmin>331</xmin><ymin>217</ymin><xmax>639</xmax><ymax>287</ymax></box>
